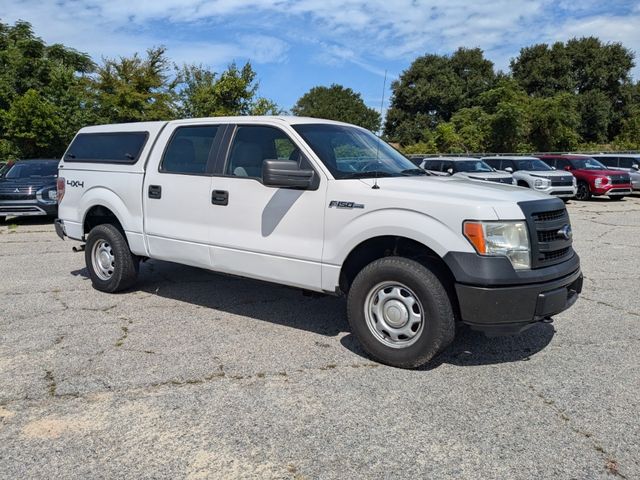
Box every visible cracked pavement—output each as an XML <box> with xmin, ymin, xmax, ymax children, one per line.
<box><xmin>1</xmin><ymin>196</ymin><xmax>639</xmax><ymax>479</ymax></box>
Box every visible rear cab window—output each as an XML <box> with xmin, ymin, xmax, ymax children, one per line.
<box><xmin>65</xmin><ymin>132</ymin><xmax>148</xmax><ymax>164</ymax></box>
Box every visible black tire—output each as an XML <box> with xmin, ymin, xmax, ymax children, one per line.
<box><xmin>347</xmin><ymin>257</ymin><xmax>455</xmax><ymax>369</ymax></box>
<box><xmin>517</xmin><ymin>181</ymin><xmax>529</xmax><ymax>188</ymax></box>
<box><xmin>85</xmin><ymin>223</ymin><xmax>139</xmax><ymax>293</ymax></box>
<box><xmin>575</xmin><ymin>181</ymin><xmax>591</xmax><ymax>201</ymax></box>
<box><xmin>561</xmin><ymin>198</ymin><xmax>570</xmax><ymax>203</ymax></box>
<box><xmin>609</xmin><ymin>196</ymin><xmax>624</xmax><ymax>201</ymax></box>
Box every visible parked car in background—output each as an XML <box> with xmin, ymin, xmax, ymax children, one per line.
<box><xmin>0</xmin><ymin>159</ymin><xmax>59</xmax><ymax>221</ymax></box>
<box><xmin>538</xmin><ymin>155</ymin><xmax>632</xmax><ymax>201</ymax></box>
<box><xmin>420</xmin><ymin>157</ymin><xmax>516</xmax><ymax>185</ymax></box>
<box><xmin>483</xmin><ymin>156</ymin><xmax>576</xmax><ymax>201</ymax></box>
<box><xmin>588</xmin><ymin>154</ymin><xmax>640</xmax><ymax>192</ymax></box>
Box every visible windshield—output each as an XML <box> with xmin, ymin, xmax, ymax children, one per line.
<box><xmin>570</xmin><ymin>157</ymin><xmax>607</xmax><ymax>170</ymax></box>
<box><xmin>454</xmin><ymin>160</ymin><xmax>494</xmax><ymax>173</ymax></box>
<box><xmin>5</xmin><ymin>162</ymin><xmax>58</xmax><ymax>179</ymax></box>
<box><xmin>292</xmin><ymin>124</ymin><xmax>422</xmax><ymax>179</ymax></box>
<box><xmin>513</xmin><ymin>159</ymin><xmax>552</xmax><ymax>171</ymax></box>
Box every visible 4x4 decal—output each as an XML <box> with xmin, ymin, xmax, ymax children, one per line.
<box><xmin>66</xmin><ymin>180</ymin><xmax>84</xmax><ymax>188</ymax></box>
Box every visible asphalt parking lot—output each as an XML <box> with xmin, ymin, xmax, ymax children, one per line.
<box><xmin>1</xmin><ymin>197</ymin><xmax>639</xmax><ymax>479</ymax></box>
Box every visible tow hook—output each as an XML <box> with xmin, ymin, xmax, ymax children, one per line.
<box><xmin>72</xmin><ymin>244</ymin><xmax>86</xmax><ymax>253</ymax></box>
<box><xmin>542</xmin><ymin>317</ymin><xmax>554</xmax><ymax>324</ymax></box>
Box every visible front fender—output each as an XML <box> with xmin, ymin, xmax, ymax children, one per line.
<box><xmin>323</xmin><ymin>208</ymin><xmax>475</xmax><ymax>267</ymax></box>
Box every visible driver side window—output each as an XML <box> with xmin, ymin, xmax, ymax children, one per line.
<box><xmin>225</xmin><ymin>125</ymin><xmax>306</xmax><ymax>179</ymax></box>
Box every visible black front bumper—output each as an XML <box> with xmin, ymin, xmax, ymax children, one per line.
<box><xmin>444</xmin><ymin>252</ymin><xmax>583</xmax><ymax>335</ymax></box>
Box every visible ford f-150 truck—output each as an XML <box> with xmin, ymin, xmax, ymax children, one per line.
<box><xmin>55</xmin><ymin>117</ymin><xmax>583</xmax><ymax>368</ymax></box>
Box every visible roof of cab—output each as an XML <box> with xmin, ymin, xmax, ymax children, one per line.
<box><xmin>77</xmin><ymin>116</ymin><xmax>359</xmax><ymax>134</ymax></box>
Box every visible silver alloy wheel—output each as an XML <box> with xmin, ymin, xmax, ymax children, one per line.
<box><xmin>364</xmin><ymin>282</ymin><xmax>425</xmax><ymax>349</ymax></box>
<box><xmin>92</xmin><ymin>239</ymin><xmax>115</xmax><ymax>281</ymax></box>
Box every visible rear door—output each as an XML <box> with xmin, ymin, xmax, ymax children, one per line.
<box><xmin>143</xmin><ymin>123</ymin><xmax>225</xmax><ymax>268</ymax></box>
<box><xmin>207</xmin><ymin>123</ymin><xmax>326</xmax><ymax>290</ymax></box>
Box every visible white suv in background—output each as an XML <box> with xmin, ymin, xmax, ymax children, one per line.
<box><xmin>483</xmin><ymin>156</ymin><xmax>577</xmax><ymax>200</ymax></box>
<box><xmin>420</xmin><ymin>157</ymin><xmax>516</xmax><ymax>185</ymax></box>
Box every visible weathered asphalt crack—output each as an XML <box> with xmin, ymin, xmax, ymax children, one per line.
<box><xmin>524</xmin><ymin>382</ymin><xmax>628</xmax><ymax>479</ymax></box>
<box><xmin>1</xmin><ymin>361</ymin><xmax>381</xmax><ymax>407</ymax></box>
<box><xmin>580</xmin><ymin>296</ymin><xmax>640</xmax><ymax>318</ymax></box>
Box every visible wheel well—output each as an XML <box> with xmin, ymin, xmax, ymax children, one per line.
<box><xmin>517</xmin><ymin>180</ymin><xmax>529</xmax><ymax>187</ymax></box>
<box><xmin>339</xmin><ymin>236</ymin><xmax>455</xmax><ymax>295</ymax></box>
<box><xmin>83</xmin><ymin>205</ymin><xmax>124</xmax><ymax>238</ymax></box>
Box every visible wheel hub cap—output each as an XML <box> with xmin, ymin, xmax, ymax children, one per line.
<box><xmin>92</xmin><ymin>240</ymin><xmax>115</xmax><ymax>281</ymax></box>
<box><xmin>364</xmin><ymin>282</ymin><xmax>425</xmax><ymax>349</ymax></box>
<box><xmin>383</xmin><ymin>299</ymin><xmax>409</xmax><ymax>328</ymax></box>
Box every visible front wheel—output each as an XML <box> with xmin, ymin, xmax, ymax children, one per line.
<box><xmin>575</xmin><ymin>182</ymin><xmax>591</xmax><ymax>201</ymax></box>
<box><xmin>347</xmin><ymin>257</ymin><xmax>455</xmax><ymax>369</ymax></box>
<box><xmin>85</xmin><ymin>223</ymin><xmax>139</xmax><ymax>293</ymax></box>
<box><xmin>609</xmin><ymin>196</ymin><xmax>624</xmax><ymax>201</ymax></box>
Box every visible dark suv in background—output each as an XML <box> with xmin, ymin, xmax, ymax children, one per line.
<box><xmin>538</xmin><ymin>155</ymin><xmax>632</xmax><ymax>201</ymax></box>
<box><xmin>0</xmin><ymin>159</ymin><xmax>59</xmax><ymax>221</ymax></box>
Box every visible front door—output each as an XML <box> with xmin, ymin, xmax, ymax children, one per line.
<box><xmin>208</xmin><ymin>124</ymin><xmax>326</xmax><ymax>290</ymax></box>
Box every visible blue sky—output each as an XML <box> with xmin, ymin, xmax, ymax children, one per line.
<box><xmin>2</xmin><ymin>1</ymin><xmax>639</xmax><ymax>113</ymax></box>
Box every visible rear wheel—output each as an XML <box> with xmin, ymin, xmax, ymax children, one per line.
<box><xmin>85</xmin><ymin>224</ymin><xmax>139</xmax><ymax>293</ymax></box>
<box><xmin>575</xmin><ymin>182</ymin><xmax>591</xmax><ymax>201</ymax></box>
<box><xmin>347</xmin><ymin>257</ymin><xmax>455</xmax><ymax>369</ymax></box>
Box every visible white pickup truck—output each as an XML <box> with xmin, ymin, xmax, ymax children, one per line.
<box><xmin>55</xmin><ymin>116</ymin><xmax>583</xmax><ymax>368</ymax></box>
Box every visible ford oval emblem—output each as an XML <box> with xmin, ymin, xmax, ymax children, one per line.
<box><xmin>557</xmin><ymin>224</ymin><xmax>572</xmax><ymax>240</ymax></box>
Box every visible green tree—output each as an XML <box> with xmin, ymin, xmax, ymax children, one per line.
<box><xmin>94</xmin><ymin>47</ymin><xmax>177</xmax><ymax>123</ymax></box>
<box><xmin>384</xmin><ymin>48</ymin><xmax>495</xmax><ymax>144</ymax></box>
<box><xmin>577</xmin><ymin>89</ymin><xmax>611</xmax><ymax>143</ymax></box>
<box><xmin>1</xmin><ymin>89</ymin><xmax>65</xmax><ymax>158</ymax></box>
<box><xmin>528</xmin><ymin>94</ymin><xmax>580</xmax><ymax>151</ymax></box>
<box><xmin>292</xmin><ymin>84</ymin><xmax>380</xmax><ymax>131</ymax></box>
<box><xmin>176</xmin><ymin>62</ymin><xmax>280</xmax><ymax>118</ymax></box>
<box><xmin>0</xmin><ymin>20</ymin><xmax>95</xmax><ymax>158</ymax></box>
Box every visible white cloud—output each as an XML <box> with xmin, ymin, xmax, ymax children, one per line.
<box><xmin>1</xmin><ymin>0</ymin><xmax>639</xmax><ymax>78</ymax></box>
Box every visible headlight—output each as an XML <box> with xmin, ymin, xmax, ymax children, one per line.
<box><xmin>463</xmin><ymin>221</ymin><xmax>531</xmax><ymax>270</ymax></box>
<box><xmin>534</xmin><ymin>178</ymin><xmax>551</xmax><ymax>189</ymax></box>
<box><xmin>594</xmin><ymin>176</ymin><xmax>610</xmax><ymax>188</ymax></box>
<box><xmin>36</xmin><ymin>187</ymin><xmax>57</xmax><ymax>204</ymax></box>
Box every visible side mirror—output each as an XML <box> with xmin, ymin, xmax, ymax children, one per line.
<box><xmin>262</xmin><ymin>159</ymin><xmax>315</xmax><ymax>189</ymax></box>
<box><xmin>504</xmin><ymin>167</ymin><xmax>514</xmax><ymax>173</ymax></box>
<box><xmin>564</xmin><ymin>166</ymin><xmax>572</xmax><ymax>171</ymax></box>
<box><xmin>551</xmin><ymin>166</ymin><xmax>556</xmax><ymax>170</ymax></box>
<box><xmin>446</xmin><ymin>168</ymin><xmax>454</xmax><ymax>175</ymax></box>
<box><xmin>632</xmin><ymin>164</ymin><xmax>639</xmax><ymax>171</ymax></box>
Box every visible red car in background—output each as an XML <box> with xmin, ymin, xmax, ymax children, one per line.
<box><xmin>538</xmin><ymin>155</ymin><xmax>633</xmax><ymax>201</ymax></box>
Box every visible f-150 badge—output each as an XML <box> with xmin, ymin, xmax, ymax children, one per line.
<box><xmin>329</xmin><ymin>201</ymin><xmax>364</xmax><ymax>209</ymax></box>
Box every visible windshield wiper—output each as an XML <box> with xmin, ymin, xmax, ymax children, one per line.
<box><xmin>341</xmin><ymin>171</ymin><xmax>398</xmax><ymax>179</ymax></box>
<box><xmin>400</xmin><ymin>168</ymin><xmax>428</xmax><ymax>176</ymax></box>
